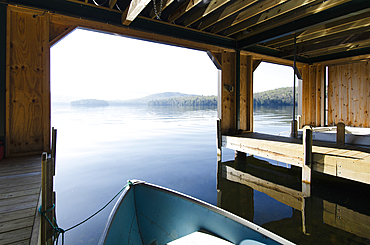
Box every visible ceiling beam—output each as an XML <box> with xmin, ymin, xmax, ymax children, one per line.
<box><xmin>182</xmin><ymin>0</ymin><xmax>232</xmax><ymax>27</ymax></box>
<box><xmin>280</xmin><ymin>32</ymin><xmax>370</xmax><ymax>58</ymax></box>
<box><xmin>9</xmin><ymin>0</ymin><xmax>237</xmax><ymax>49</ymax></box>
<box><xmin>237</xmin><ymin>0</ymin><xmax>370</xmax><ymax>49</ymax></box>
<box><xmin>197</xmin><ymin>0</ymin><xmax>258</xmax><ymax>31</ymax></box>
<box><xmin>122</xmin><ymin>0</ymin><xmax>152</xmax><ymax>25</ymax></box>
<box><xmin>167</xmin><ymin>0</ymin><xmax>202</xmax><ymax>23</ymax></box>
<box><xmin>210</xmin><ymin>0</ymin><xmax>290</xmax><ymax>34</ymax></box>
<box><xmin>268</xmin><ymin>11</ymin><xmax>370</xmax><ymax>49</ymax></box>
<box><xmin>309</xmin><ymin>46</ymin><xmax>370</xmax><ymax>64</ymax></box>
<box><xmin>221</xmin><ymin>0</ymin><xmax>316</xmax><ymax>37</ymax></box>
<box><xmin>234</xmin><ymin>0</ymin><xmax>352</xmax><ymax>41</ymax></box>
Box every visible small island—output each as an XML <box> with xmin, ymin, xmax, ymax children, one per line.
<box><xmin>71</xmin><ymin>99</ymin><xmax>109</xmax><ymax>107</ymax></box>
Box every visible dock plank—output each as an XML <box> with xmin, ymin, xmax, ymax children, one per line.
<box><xmin>224</xmin><ymin>132</ymin><xmax>370</xmax><ymax>184</ymax></box>
<box><xmin>0</xmin><ymin>156</ymin><xmax>41</xmax><ymax>245</ymax></box>
<box><xmin>0</xmin><ymin>227</ymin><xmax>32</xmax><ymax>244</ymax></box>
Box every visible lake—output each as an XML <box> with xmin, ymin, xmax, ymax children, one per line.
<box><xmin>51</xmin><ymin>104</ymin><xmax>370</xmax><ymax>244</ymax></box>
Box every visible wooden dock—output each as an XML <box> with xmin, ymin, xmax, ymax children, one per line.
<box><xmin>0</xmin><ymin>155</ymin><xmax>41</xmax><ymax>245</ymax></box>
<box><xmin>222</xmin><ymin>132</ymin><xmax>370</xmax><ymax>185</ymax></box>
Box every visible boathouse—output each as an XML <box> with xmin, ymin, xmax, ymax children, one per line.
<box><xmin>1</xmin><ymin>0</ymin><xmax>370</xmax><ymax>243</ymax></box>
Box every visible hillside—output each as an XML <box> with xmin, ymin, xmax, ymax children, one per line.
<box><xmin>254</xmin><ymin>87</ymin><xmax>298</xmax><ymax>106</ymax></box>
<box><xmin>108</xmin><ymin>92</ymin><xmax>196</xmax><ymax>105</ymax></box>
<box><xmin>148</xmin><ymin>95</ymin><xmax>217</xmax><ymax>107</ymax></box>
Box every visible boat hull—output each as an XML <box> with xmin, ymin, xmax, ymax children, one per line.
<box><xmin>99</xmin><ymin>180</ymin><xmax>294</xmax><ymax>245</ymax></box>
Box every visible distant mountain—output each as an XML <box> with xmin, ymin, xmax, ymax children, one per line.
<box><xmin>109</xmin><ymin>92</ymin><xmax>196</xmax><ymax>105</ymax></box>
<box><xmin>71</xmin><ymin>99</ymin><xmax>109</xmax><ymax>107</ymax></box>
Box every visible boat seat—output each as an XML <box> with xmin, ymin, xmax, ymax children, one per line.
<box><xmin>166</xmin><ymin>230</ymin><xmax>234</xmax><ymax>245</ymax></box>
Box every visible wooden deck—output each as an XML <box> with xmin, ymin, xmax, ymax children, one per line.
<box><xmin>0</xmin><ymin>155</ymin><xmax>41</xmax><ymax>245</ymax></box>
<box><xmin>223</xmin><ymin>132</ymin><xmax>370</xmax><ymax>185</ymax></box>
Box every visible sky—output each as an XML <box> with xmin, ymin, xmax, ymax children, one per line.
<box><xmin>51</xmin><ymin>28</ymin><xmax>294</xmax><ymax>102</ymax></box>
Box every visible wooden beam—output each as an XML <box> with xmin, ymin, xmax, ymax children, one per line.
<box><xmin>235</xmin><ymin>0</ymin><xmax>352</xmax><ymax>41</ymax></box>
<box><xmin>198</xmin><ymin>0</ymin><xmax>258</xmax><ymax>31</ymax></box>
<box><xmin>302</xmin><ymin>126</ymin><xmax>312</xmax><ymax>184</ymax></box>
<box><xmin>211</xmin><ymin>0</ymin><xmax>290</xmax><ymax>34</ymax></box>
<box><xmin>278</xmin><ymin>12</ymin><xmax>370</xmax><ymax>52</ymax></box>
<box><xmin>183</xmin><ymin>0</ymin><xmax>232</xmax><ymax>27</ymax></box>
<box><xmin>280</xmin><ymin>32</ymin><xmax>370</xmax><ymax>58</ymax></box>
<box><xmin>49</xmin><ymin>23</ymin><xmax>76</xmax><ymax>47</ymax></box>
<box><xmin>109</xmin><ymin>0</ymin><xmax>118</xmax><ymax>9</ymax></box>
<box><xmin>223</xmin><ymin>0</ymin><xmax>316</xmax><ymax>37</ymax></box>
<box><xmin>221</xmin><ymin>51</ymin><xmax>237</xmax><ymax>135</ymax></box>
<box><xmin>122</xmin><ymin>0</ymin><xmax>152</xmax><ymax>25</ymax></box>
<box><xmin>167</xmin><ymin>0</ymin><xmax>202</xmax><ymax>23</ymax></box>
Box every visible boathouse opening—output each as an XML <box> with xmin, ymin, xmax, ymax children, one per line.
<box><xmin>253</xmin><ymin>62</ymin><xmax>299</xmax><ymax>136</ymax></box>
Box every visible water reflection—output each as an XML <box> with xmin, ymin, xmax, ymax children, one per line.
<box><xmin>217</xmin><ymin>155</ymin><xmax>370</xmax><ymax>244</ymax></box>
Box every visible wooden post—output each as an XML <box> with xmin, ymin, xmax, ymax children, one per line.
<box><xmin>297</xmin><ymin>115</ymin><xmax>302</xmax><ymax>129</ymax></box>
<box><xmin>337</xmin><ymin>122</ymin><xmax>345</xmax><ymax>145</ymax></box>
<box><xmin>41</xmin><ymin>152</ymin><xmax>54</xmax><ymax>245</ymax></box>
<box><xmin>291</xmin><ymin>119</ymin><xmax>298</xmax><ymax>137</ymax></box>
<box><xmin>217</xmin><ymin>119</ymin><xmax>222</xmax><ymax>156</ymax></box>
<box><xmin>302</xmin><ymin>126</ymin><xmax>312</xmax><ymax>188</ymax></box>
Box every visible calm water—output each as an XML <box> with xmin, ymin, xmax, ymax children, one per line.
<box><xmin>51</xmin><ymin>104</ymin><xmax>370</xmax><ymax>244</ymax></box>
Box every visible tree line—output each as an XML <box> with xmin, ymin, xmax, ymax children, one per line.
<box><xmin>148</xmin><ymin>96</ymin><xmax>217</xmax><ymax>107</ymax></box>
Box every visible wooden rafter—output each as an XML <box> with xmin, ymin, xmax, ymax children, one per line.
<box><xmin>235</xmin><ymin>0</ymin><xmax>352</xmax><ymax>40</ymax></box>
<box><xmin>274</xmin><ymin>12</ymin><xmax>370</xmax><ymax>51</ymax></box>
<box><xmin>149</xmin><ymin>0</ymin><xmax>175</xmax><ymax>19</ymax></box>
<box><xmin>182</xmin><ymin>0</ymin><xmax>232</xmax><ymax>27</ymax></box>
<box><xmin>197</xmin><ymin>0</ymin><xmax>258</xmax><ymax>31</ymax></box>
<box><xmin>210</xmin><ymin>0</ymin><xmax>290</xmax><ymax>34</ymax></box>
<box><xmin>122</xmin><ymin>0</ymin><xmax>152</xmax><ymax>25</ymax></box>
<box><xmin>167</xmin><ymin>0</ymin><xmax>203</xmax><ymax>23</ymax></box>
<box><xmin>281</xmin><ymin>32</ymin><xmax>370</xmax><ymax>58</ymax></box>
<box><xmin>109</xmin><ymin>0</ymin><xmax>118</xmax><ymax>9</ymax></box>
<box><xmin>221</xmin><ymin>0</ymin><xmax>316</xmax><ymax>36</ymax></box>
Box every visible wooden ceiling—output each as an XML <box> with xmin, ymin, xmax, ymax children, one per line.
<box><xmin>9</xmin><ymin>0</ymin><xmax>370</xmax><ymax>64</ymax></box>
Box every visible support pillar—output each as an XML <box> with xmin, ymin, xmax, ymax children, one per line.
<box><xmin>337</xmin><ymin>122</ymin><xmax>345</xmax><ymax>145</ymax></box>
<box><xmin>302</xmin><ymin>126</ymin><xmax>312</xmax><ymax>196</ymax></box>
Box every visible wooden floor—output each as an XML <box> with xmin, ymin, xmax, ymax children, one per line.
<box><xmin>223</xmin><ymin>132</ymin><xmax>370</xmax><ymax>185</ymax></box>
<box><xmin>0</xmin><ymin>155</ymin><xmax>41</xmax><ymax>245</ymax></box>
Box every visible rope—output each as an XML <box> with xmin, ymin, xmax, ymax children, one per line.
<box><xmin>39</xmin><ymin>180</ymin><xmax>133</xmax><ymax>245</ymax></box>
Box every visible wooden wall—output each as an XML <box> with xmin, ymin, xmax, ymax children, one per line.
<box><xmin>5</xmin><ymin>7</ymin><xmax>50</xmax><ymax>156</ymax></box>
<box><xmin>328</xmin><ymin>61</ymin><xmax>370</xmax><ymax>127</ymax></box>
<box><xmin>301</xmin><ymin>64</ymin><xmax>325</xmax><ymax>127</ymax></box>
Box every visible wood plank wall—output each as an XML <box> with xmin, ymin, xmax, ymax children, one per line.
<box><xmin>328</xmin><ymin>61</ymin><xmax>370</xmax><ymax>127</ymax></box>
<box><xmin>5</xmin><ymin>8</ymin><xmax>50</xmax><ymax>156</ymax></box>
<box><xmin>301</xmin><ymin>64</ymin><xmax>325</xmax><ymax>127</ymax></box>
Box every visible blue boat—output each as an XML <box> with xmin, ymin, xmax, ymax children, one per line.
<box><xmin>99</xmin><ymin>180</ymin><xmax>294</xmax><ymax>245</ymax></box>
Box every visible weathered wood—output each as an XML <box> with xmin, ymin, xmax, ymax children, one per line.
<box><xmin>221</xmin><ymin>51</ymin><xmax>236</xmax><ymax>134</ymax></box>
<box><xmin>239</xmin><ymin>54</ymin><xmax>253</xmax><ymax>131</ymax></box>
<box><xmin>0</xmin><ymin>227</ymin><xmax>33</xmax><ymax>244</ymax></box>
